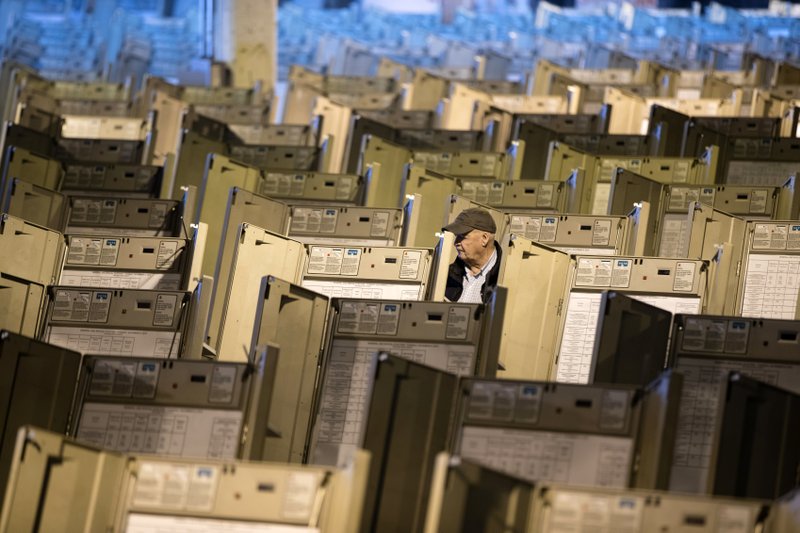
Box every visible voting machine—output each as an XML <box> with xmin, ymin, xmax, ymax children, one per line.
<box><xmin>70</xmin><ymin>349</ymin><xmax>278</xmax><ymax>460</ymax></box>
<box><xmin>288</xmin><ymin>205</ymin><xmax>404</xmax><ymax>246</ymax></box>
<box><xmin>554</xmin><ymin>255</ymin><xmax>707</xmax><ymax>384</ymax></box>
<box><xmin>42</xmin><ymin>286</ymin><xmax>194</xmax><ymax>358</ymax></box>
<box><xmin>65</xmin><ymin>196</ymin><xmax>185</xmax><ymax>236</ymax></box>
<box><xmin>667</xmin><ymin>314</ymin><xmax>800</xmax><ymax>495</ymax></box>
<box><xmin>308</xmin><ymin>295</ymin><xmax>505</xmax><ymax>468</ymax></box>
<box><xmin>0</xmin><ymin>214</ymin><xmax>64</xmax><ymax>336</ymax></box>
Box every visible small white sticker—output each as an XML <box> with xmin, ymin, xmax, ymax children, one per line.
<box><xmin>153</xmin><ymin>294</ymin><xmax>178</xmax><ymax>327</ymax></box>
<box><xmin>400</xmin><ymin>250</ymin><xmax>422</xmax><ymax>279</ymax></box>
<box><xmin>156</xmin><ymin>241</ymin><xmax>180</xmax><ymax>270</ymax></box>
<box><xmin>673</xmin><ymin>262</ymin><xmax>696</xmax><ymax>292</ymax></box>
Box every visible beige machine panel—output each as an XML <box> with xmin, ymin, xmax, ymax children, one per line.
<box><xmin>530</xmin><ymin>484</ymin><xmax>769</xmax><ymax>532</ymax></box>
<box><xmin>456</xmin><ymin>178</ymin><xmax>568</xmax><ymax>212</ymax></box>
<box><xmin>401</xmin><ymin>164</ymin><xmax>458</xmax><ymax>248</ymax></box>
<box><xmin>195</xmin><ymin>153</ymin><xmax>264</xmax><ymax>280</ymax></box>
<box><xmin>66</xmin><ymin>196</ymin><xmax>183</xmax><ymax>236</ymax></box>
<box><xmin>768</xmin><ymin>488</ymin><xmax>800</xmax><ymax>533</ymax></box>
<box><xmin>71</xmin><ymin>352</ymin><xmax>276</xmax><ymax>461</ymax></box>
<box><xmin>1</xmin><ymin>178</ymin><xmax>66</xmax><ymax>231</ymax></box>
<box><xmin>413</xmin><ymin>150</ymin><xmax>508</xmax><ymax>179</ymax></box>
<box><xmin>261</xmin><ymin>171</ymin><xmax>361</xmax><ymax>205</ymax></box>
<box><xmin>212</xmin><ymin>225</ymin><xmax>305</xmax><ymax>361</ymax></box>
<box><xmin>61</xmin><ymin>163</ymin><xmax>163</xmax><ymax>197</ymax></box>
<box><xmin>289</xmin><ymin>205</ymin><xmax>403</xmax><ymax>246</ymax></box>
<box><xmin>608</xmin><ymin>168</ymin><xmax>666</xmax><ymax>257</ymax></box>
<box><xmin>547</xmin><ymin>142</ymin><xmax>717</xmax><ymax>215</ymax></box>
<box><xmin>43</xmin><ymin>287</ymin><xmax>190</xmax><ymax>358</ymax></box>
<box><xmin>359</xmin><ymin>135</ymin><xmax>412</xmax><ymax>208</ymax></box>
<box><xmin>210</xmin><ymin>189</ymin><xmax>290</xmax><ymax>351</ymax></box>
<box><xmin>668</xmin><ymin>315</ymin><xmax>800</xmax><ymax>494</ymax></box>
<box><xmin>0</xmin><ymin>427</ymin><xmax>129</xmax><ymax>533</ymax></box>
<box><xmin>230</xmin><ymin>123</ymin><xmax>315</xmax><ymax>145</ymax></box>
<box><xmin>229</xmin><ymin>144</ymin><xmax>320</xmax><ymax>172</ymax></box>
<box><xmin>170</xmin><ymin>130</ymin><xmax>227</xmax><ymax>201</ymax></box>
<box><xmin>555</xmin><ymin>256</ymin><xmax>707</xmax><ymax>384</ymax></box>
<box><xmin>664</xmin><ymin>184</ymin><xmax>780</xmax><ymax>219</ymax></box>
<box><xmin>0</xmin><ymin>214</ymin><xmax>63</xmax><ymax>287</ymax></box>
<box><xmin>309</xmin><ymin>298</ymin><xmax>502</xmax><ymax>467</ymax></box>
<box><xmin>452</xmin><ymin>378</ymin><xmax>645</xmax><ymax>488</ymax></box>
<box><xmin>60</xmin><ymin>235</ymin><xmax>190</xmax><ymax>290</ymax></box>
<box><xmin>302</xmin><ymin>245</ymin><xmax>432</xmax><ymax>301</ymax></box>
<box><xmin>118</xmin><ymin>452</ymin><xmax>369</xmax><ymax>533</ymax></box>
<box><xmin>251</xmin><ymin>277</ymin><xmax>329</xmax><ymax>463</ymax></box>
<box><xmin>0</xmin><ymin>278</ymin><xmax>46</xmax><ymax>338</ymax></box>
<box><xmin>737</xmin><ymin>221</ymin><xmax>800</xmax><ymax>320</ymax></box>
<box><xmin>504</xmin><ymin>213</ymin><xmax>630</xmax><ymax>256</ymax></box>
<box><xmin>2</xmin><ymin>146</ymin><xmax>63</xmax><ymax>190</ymax></box>
<box><xmin>60</xmin><ymin>115</ymin><xmax>151</xmax><ymax>141</ymax></box>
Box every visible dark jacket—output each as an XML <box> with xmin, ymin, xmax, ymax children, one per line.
<box><xmin>444</xmin><ymin>242</ymin><xmax>502</xmax><ymax>304</ymax></box>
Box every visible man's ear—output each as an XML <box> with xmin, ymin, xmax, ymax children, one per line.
<box><xmin>481</xmin><ymin>231</ymin><xmax>490</xmax><ymax>246</ymax></box>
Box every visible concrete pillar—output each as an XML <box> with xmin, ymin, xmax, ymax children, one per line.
<box><xmin>214</xmin><ymin>0</ymin><xmax>276</xmax><ymax>94</ymax></box>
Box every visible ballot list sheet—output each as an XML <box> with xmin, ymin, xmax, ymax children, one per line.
<box><xmin>460</xmin><ymin>426</ymin><xmax>633</xmax><ymax>488</ymax></box>
<box><xmin>311</xmin><ymin>337</ymin><xmax>476</xmax><ymax>467</ymax></box>
<box><xmin>669</xmin><ymin>356</ymin><xmax>800</xmax><ymax>493</ymax></box>
<box><xmin>658</xmin><ymin>213</ymin><xmax>690</xmax><ymax>258</ymax></box>
<box><xmin>741</xmin><ymin>253</ymin><xmax>800</xmax><ymax>319</ymax></box>
<box><xmin>48</xmin><ymin>327</ymin><xmax>181</xmax><ymax>357</ymax></box>
<box><xmin>76</xmin><ymin>402</ymin><xmax>242</xmax><ymax>459</ymax></box>
<box><xmin>59</xmin><ymin>270</ymin><xmax>181</xmax><ymax>290</ymax></box>
<box><xmin>301</xmin><ymin>279</ymin><xmax>422</xmax><ymax>300</ymax></box>
<box><xmin>556</xmin><ymin>291</ymin><xmax>701</xmax><ymax>384</ymax></box>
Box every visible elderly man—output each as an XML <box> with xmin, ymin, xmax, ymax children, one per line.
<box><xmin>442</xmin><ymin>208</ymin><xmax>502</xmax><ymax>304</ymax></box>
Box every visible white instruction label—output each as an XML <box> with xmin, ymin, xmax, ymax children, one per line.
<box><xmin>752</xmin><ymin>224</ymin><xmax>788</xmax><ymax>250</ymax></box>
<box><xmin>154</xmin><ymin>294</ymin><xmax>178</xmax><ymax>326</ymax></box>
<box><xmin>282</xmin><ymin>472</ymin><xmax>319</xmax><ymax>521</ymax></box>
<box><xmin>127</xmin><ymin>514</ymin><xmax>320</xmax><ymax>533</ymax></box>
<box><xmin>335</xmin><ymin>176</ymin><xmax>353</xmax><ymax>200</ymax></box>
<box><xmin>673</xmin><ymin>262</ymin><xmax>696</xmax><ymax>292</ymax></box>
<box><xmin>132</xmin><ymin>462</ymin><xmax>219</xmax><ymax>511</ymax></box>
<box><xmin>575</xmin><ymin>258</ymin><xmax>613</xmax><ymax>287</ymax></box>
<box><xmin>540</xmin><ymin>216</ymin><xmax>558</xmax><ymax>242</ymax></box>
<box><xmin>610</xmin><ymin>259</ymin><xmax>632</xmax><ymax>288</ymax></box>
<box><xmin>509</xmin><ymin>216</ymin><xmax>541</xmax><ymax>241</ymax></box>
<box><xmin>209</xmin><ymin>365</ymin><xmax>237</xmax><ymax>404</ymax></box>
<box><xmin>370</xmin><ymin>211</ymin><xmax>390</xmax><ymax>237</ymax></box>
<box><xmin>156</xmin><ymin>240</ymin><xmax>180</xmax><ymax>269</ymax></box>
<box><xmin>748</xmin><ymin>190</ymin><xmax>768</xmax><ymax>214</ymax></box>
<box><xmin>592</xmin><ymin>220</ymin><xmax>612</xmax><ymax>246</ymax></box>
<box><xmin>340</xmin><ymin>248</ymin><xmax>361</xmax><ymax>276</ymax></box>
<box><xmin>545</xmin><ymin>491</ymin><xmax>644</xmax><ymax>533</ymax></box>
<box><xmin>52</xmin><ymin>290</ymin><xmax>93</xmax><ymax>321</ymax></box>
<box><xmin>89</xmin><ymin>359</ymin><xmax>138</xmax><ymax>397</ymax></box>
<box><xmin>70</xmin><ymin>198</ymin><xmax>118</xmax><ymax>224</ymax></box>
<box><xmin>400</xmin><ymin>250</ymin><xmax>422</xmax><ymax>279</ymax></box>
<box><xmin>537</xmin><ymin>183</ymin><xmax>556</xmax><ymax>207</ymax></box>
<box><xmin>337</xmin><ymin>301</ymin><xmax>380</xmax><ymax>334</ymax></box>
<box><xmin>376</xmin><ymin>302</ymin><xmax>400</xmax><ymax>335</ymax></box>
<box><xmin>446</xmin><ymin>306</ymin><xmax>471</xmax><ymax>340</ymax></box>
<box><xmin>148</xmin><ymin>202</ymin><xmax>169</xmax><ymax>228</ymax></box>
<box><xmin>306</xmin><ymin>247</ymin><xmax>343</xmax><ymax>275</ymax></box>
<box><xmin>66</xmin><ymin>237</ymin><xmax>102</xmax><ymax>265</ymax></box>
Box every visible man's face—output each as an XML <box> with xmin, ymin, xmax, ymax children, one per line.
<box><xmin>454</xmin><ymin>229</ymin><xmax>488</xmax><ymax>268</ymax></box>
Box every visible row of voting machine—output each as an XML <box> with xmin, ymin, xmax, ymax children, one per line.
<box><xmin>1</xmin><ymin>53</ymin><xmax>800</xmax><ymax>533</ymax></box>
